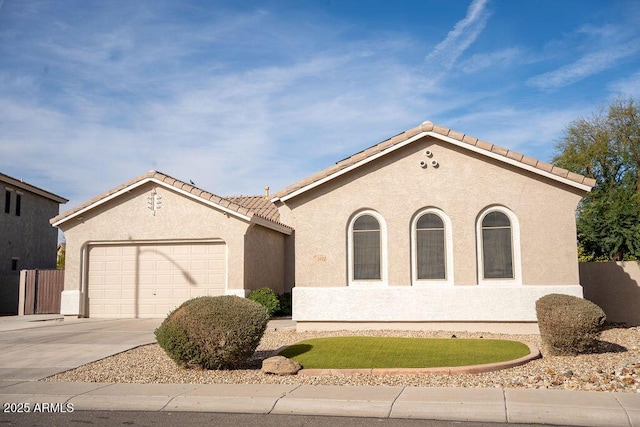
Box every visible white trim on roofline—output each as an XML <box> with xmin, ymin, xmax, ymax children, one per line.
<box><xmin>273</xmin><ymin>132</ymin><xmax>430</xmax><ymax>202</ymax></box>
<box><xmin>51</xmin><ymin>177</ymin><xmax>251</xmax><ymax>227</ymax></box>
<box><xmin>272</xmin><ymin>131</ymin><xmax>592</xmax><ymax>202</ymax></box>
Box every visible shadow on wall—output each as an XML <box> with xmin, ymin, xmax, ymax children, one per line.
<box><xmin>580</xmin><ymin>261</ymin><xmax>640</xmax><ymax>327</ymax></box>
<box><xmin>0</xmin><ymin>274</ymin><xmax>19</xmax><ymax>315</ymax></box>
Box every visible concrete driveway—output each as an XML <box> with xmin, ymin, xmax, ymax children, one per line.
<box><xmin>0</xmin><ymin>316</ymin><xmax>161</xmax><ymax>381</ymax></box>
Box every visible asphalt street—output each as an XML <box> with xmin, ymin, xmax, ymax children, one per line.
<box><xmin>0</xmin><ymin>411</ymin><xmax>559</xmax><ymax>427</ymax></box>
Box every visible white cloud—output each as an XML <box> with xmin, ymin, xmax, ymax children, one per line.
<box><xmin>528</xmin><ymin>45</ymin><xmax>640</xmax><ymax>90</ymax></box>
<box><xmin>527</xmin><ymin>22</ymin><xmax>640</xmax><ymax>91</ymax></box>
<box><xmin>459</xmin><ymin>47</ymin><xmax>525</xmax><ymax>74</ymax></box>
<box><xmin>425</xmin><ymin>0</ymin><xmax>491</xmax><ymax>72</ymax></box>
<box><xmin>608</xmin><ymin>71</ymin><xmax>640</xmax><ymax>98</ymax></box>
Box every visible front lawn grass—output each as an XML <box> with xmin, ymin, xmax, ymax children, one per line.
<box><xmin>278</xmin><ymin>336</ymin><xmax>530</xmax><ymax>369</ymax></box>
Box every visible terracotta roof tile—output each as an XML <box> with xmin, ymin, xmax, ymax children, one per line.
<box><xmin>433</xmin><ymin>124</ymin><xmax>450</xmax><ymax>135</ymax></box>
<box><xmin>420</xmin><ymin>121</ymin><xmax>434</xmax><ymax>132</ymax></box>
<box><xmin>273</xmin><ymin>120</ymin><xmax>595</xmax><ymax>199</ymax></box>
<box><xmin>506</xmin><ymin>150</ymin><xmax>524</xmax><ymax>162</ymax></box>
<box><xmin>490</xmin><ymin>145</ymin><xmax>509</xmax><ymax>156</ymax></box>
<box><xmin>226</xmin><ymin>195</ymin><xmax>281</xmax><ymax>223</ymax></box>
<box><xmin>462</xmin><ymin>135</ymin><xmax>478</xmax><ymax>145</ymax></box>
<box><xmin>404</xmin><ymin>126</ymin><xmax>422</xmax><ymax>138</ymax></box>
<box><xmin>536</xmin><ymin>162</ymin><xmax>554</xmax><ymax>173</ymax></box>
<box><xmin>567</xmin><ymin>171</ymin><xmax>586</xmax><ymax>183</ymax></box>
<box><xmin>551</xmin><ymin>165</ymin><xmax>570</xmax><ymax>178</ymax></box>
<box><xmin>448</xmin><ymin>130</ymin><xmax>465</xmax><ymax>141</ymax></box>
<box><xmin>475</xmin><ymin>139</ymin><xmax>493</xmax><ymax>151</ymax></box>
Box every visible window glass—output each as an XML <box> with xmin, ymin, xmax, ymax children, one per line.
<box><xmin>353</xmin><ymin>214</ymin><xmax>381</xmax><ymax>280</ymax></box>
<box><xmin>416</xmin><ymin>213</ymin><xmax>446</xmax><ymax>279</ymax></box>
<box><xmin>482</xmin><ymin>211</ymin><xmax>513</xmax><ymax>279</ymax></box>
<box><xmin>4</xmin><ymin>190</ymin><xmax>10</xmax><ymax>214</ymax></box>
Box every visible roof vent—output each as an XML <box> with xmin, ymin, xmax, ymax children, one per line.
<box><xmin>264</xmin><ymin>186</ymin><xmax>270</xmax><ymax>199</ymax></box>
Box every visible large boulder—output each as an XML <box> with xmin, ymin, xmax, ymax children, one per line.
<box><xmin>261</xmin><ymin>356</ymin><xmax>301</xmax><ymax>375</ymax></box>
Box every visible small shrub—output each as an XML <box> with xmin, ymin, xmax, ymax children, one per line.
<box><xmin>155</xmin><ymin>295</ymin><xmax>269</xmax><ymax>370</ymax></box>
<box><xmin>535</xmin><ymin>294</ymin><xmax>606</xmax><ymax>356</ymax></box>
<box><xmin>248</xmin><ymin>287</ymin><xmax>280</xmax><ymax>317</ymax></box>
<box><xmin>276</xmin><ymin>292</ymin><xmax>292</xmax><ymax>317</ymax></box>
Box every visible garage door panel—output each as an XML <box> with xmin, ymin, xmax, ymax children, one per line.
<box><xmin>190</xmin><ymin>260</ymin><xmax>208</xmax><ymax>270</ymax></box>
<box><xmin>172</xmin><ymin>288</ymin><xmax>190</xmax><ymax>299</ymax></box>
<box><xmin>88</xmin><ymin>243</ymin><xmax>226</xmax><ymax>318</ymax></box>
<box><xmin>155</xmin><ymin>275</ymin><xmax>172</xmax><ymax>285</ymax></box>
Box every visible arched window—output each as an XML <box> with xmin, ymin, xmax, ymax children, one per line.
<box><xmin>477</xmin><ymin>207</ymin><xmax>522</xmax><ymax>283</ymax></box>
<box><xmin>412</xmin><ymin>208</ymin><xmax>453</xmax><ymax>284</ymax></box>
<box><xmin>416</xmin><ymin>213</ymin><xmax>445</xmax><ymax>279</ymax></box>
<box><xmin>348</xmin><ymin>210</ymin><xmax>387</xmax><ymax>285</ymax></box>
<box><xmin>352</xmin><ymin>214</ymin><xmax>381</xmax><ymax>280</ymax></box>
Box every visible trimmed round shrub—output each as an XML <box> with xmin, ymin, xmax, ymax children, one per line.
<box><xmin>248</xmin><ymin>287</ymin><xmax>280</xmax><ymax>318</ymax></box>
<box><xmin>535</xmin><ymin>294</ymin><xmax>606</xmax><ymax>356</ymax></box>
<box><xmin>276</xmin><ymin>292</ymin><xmax>292</xmax><ymax>317</ymax></box>
<box><xmin>155</xmin><ymin>295</ymin><xmax>269</xmax><ymax>370</ymax></box>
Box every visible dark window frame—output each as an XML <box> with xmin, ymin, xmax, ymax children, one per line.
<box><xmin>481</xmin><ymin>211</ymin><xmax>514</xmax><ymax>279</ymax></box>
<box><xmin>352</xmin><ymin>214</ymin><xmax>382</xmax><ymax>281</ymax></box>
<box><xmin>415</xmin><ymin>212</ymin><xmax>446</xmax><ymax>280</ymax></box>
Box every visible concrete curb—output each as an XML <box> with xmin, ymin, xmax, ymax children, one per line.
<box><xmin>0</xmin><ymin>381</ymin><xmax>638</xmax><ymax>426</ymax></box>
<box><xmin>297</xmin><ymin>342</ymin><xmax>541</xmax><ymax>376</ymax></box>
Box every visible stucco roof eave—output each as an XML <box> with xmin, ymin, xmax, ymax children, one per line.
<box><xmin>50</xmin><ymin>171</ymin><xmax>290</xmax><ymax>232</ymax></box>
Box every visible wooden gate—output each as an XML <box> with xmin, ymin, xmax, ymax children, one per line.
<box><xmin>24</xmin><ymin>269</ymin><xmax>64</xmax><ymax>315</ymax></box>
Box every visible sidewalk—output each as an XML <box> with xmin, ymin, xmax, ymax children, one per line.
<box><xmin>0</xmin><ymin>380</ymin><xmax>638</xmax><ymax>426</ymax></box>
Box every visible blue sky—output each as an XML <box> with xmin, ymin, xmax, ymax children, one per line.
<box><xmin>1</xmin><ymin>0</ymin><xmax>639</xmax><ymax>212</ymax></box>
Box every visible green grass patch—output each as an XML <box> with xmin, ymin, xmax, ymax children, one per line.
<box><xmin>278</xmin><ymin>336</ymin><xmax>530</xmax><ymax>369</ymax></box>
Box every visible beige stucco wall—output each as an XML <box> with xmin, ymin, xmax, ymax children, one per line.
<box><xmin>282</xmin><ymin>136</ymin><xmax>585</xmax><ymax>288</ymax></box>
<box><xmin>243</xmin><ymin>223</ymin><xmax>286</xmax><ymax>294</ymax></box>
<box><xmin>580</xmin><ymin>261</ymin><xmax>640</xmax><ymax>326</ymax></box>
<box><xmin>58</xmin><ymin>182</ymin><xmax>255</xmax><ymax>302</ymax></box>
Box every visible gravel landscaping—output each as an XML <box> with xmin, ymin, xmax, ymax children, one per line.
<box><xmin>45</xmin><ymin>326</ymin><xmax>640</xmax><ymax>393</ymax></box>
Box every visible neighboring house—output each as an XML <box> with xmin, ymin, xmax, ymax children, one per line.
<box><xmin>52</xmin><ymin>121</ymin><xmax>595</xmax><ymax>332</ymax></box>
<box><xmin>0</xmin><ymin>172</ymin><xmax>68</xmax><ymax>314</ymax></box>
<box><xmin>51</xmin><ymin>173</ymin><xmax>291</xmax><ymax>318</ymax></box>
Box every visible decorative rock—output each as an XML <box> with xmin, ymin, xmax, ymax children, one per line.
<box><xmin>261</xmin><ymin>356</ymin><xmax>301</xmax><ymax>376</ymax></box>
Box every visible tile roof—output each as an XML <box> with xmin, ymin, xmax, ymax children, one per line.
<box><xmin>51</xmin><ymin>170</ymin><xmax>292</xmax><ymax>231</ymax></box>
<box><xmin>272</xmin><ymin>121</ymin><xmax>596</xmax><ymax>200</ymax></box>
<box><xmin>0</xmin><ymin>171</ymin><xmax>68</xmax><ymax>204</ymax></box>
<box><xmin>226</xmin><ymin>195</ymin><xmax>281</xmax><ymax>223</ymax></box>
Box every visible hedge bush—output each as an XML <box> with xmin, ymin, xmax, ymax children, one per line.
<box><xmin>248</xmin><ymin>287</ymin><xmax>280</xmax><ymax>317</ymax></box>
<box><xmin>535</xmin><ymin>293</ymin><xmax>606</xmax><ymax>356</ymax></box>
<box><xmin>155</xmin><ymin>295</ymin><xmax>269</xmax><ymax>370</ymax></box>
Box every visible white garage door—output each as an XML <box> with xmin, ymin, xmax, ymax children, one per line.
<box><xmin>87</xmin><ymin>242</ymin><xmax>226</xmax><ymax>318</ymax></box>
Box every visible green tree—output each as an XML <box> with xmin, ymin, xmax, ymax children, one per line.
<box><xmin>553</xmin><ymin>97</ymin><xmax>640</xmax><ymax>261</ymax></box>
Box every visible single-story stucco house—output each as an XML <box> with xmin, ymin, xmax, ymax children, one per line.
<box><xmin>52</xmin><ymin>121</ymin><xmax>595</xmax><ymax>332</ymax></box>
